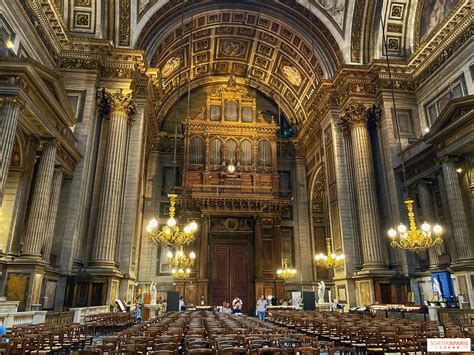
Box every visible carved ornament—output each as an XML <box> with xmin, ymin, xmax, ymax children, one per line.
<box><xmin>96</xmin><ymin>88</ymin><xmax>136</xmax><ymax>117</ymax></box>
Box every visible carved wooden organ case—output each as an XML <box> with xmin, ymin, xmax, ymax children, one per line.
<box><xmin>182</xmin><ymin>83</ymin><xmax>282</xmax><ymax>212</ymax></box>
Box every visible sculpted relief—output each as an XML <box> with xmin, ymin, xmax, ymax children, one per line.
<box><xmin>315</xmin><ymin>0</ymin><xmax>346</xmax><ymax>29</ymax></box>
<box><xmin>220</xmin><ymin>40</ymin><xmax>245</xmax><ymax>57</ymax></box>
<box><xmin>282</xmin><ymin>65</ymin><xmax>302</xmax><ymax>87</ymax></box>
<box><xmin>161</xmin><ymin>57</ymin><xmax>180</xmax><ymax>78</ymax></box>
<box><xmin>419</xmin><ymin>0</ymin><xmax>460</xmax><ymax>41</ymax></box>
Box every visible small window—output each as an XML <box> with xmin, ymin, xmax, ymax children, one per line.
<box><xmin>242</xmin><ymin>107</ymin><xmax>253</xmax><ymax>122</ymax></box>
<box><xmin>224</xmin><ymin>101</ymin><xmax>238</xmax><ymax>121</ymax></box>
<box><xmin>210</xmin><ymin>105</ymin><xmax>221</xmax><ymax>121</ymax></box>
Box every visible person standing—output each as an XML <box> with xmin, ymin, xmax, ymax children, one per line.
<box><xmin>179</xmin><ymin>296</ymin><xmax>186</xmax><ymax>312</ymax></box>
<box><xmin>256</xmin><ymin>294</ymin><xmax>267</xmax><ymax>321</ymax></box>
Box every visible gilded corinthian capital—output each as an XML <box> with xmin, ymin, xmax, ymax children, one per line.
<box><xmin>96</xmin><ymin>88</ymin><xmax>136</xmax><ymax>117</ymax></box>
<box><xmin>338</xmin><ymin>103</ymin><xmax>380</xmax><ymax>129</ymax></box>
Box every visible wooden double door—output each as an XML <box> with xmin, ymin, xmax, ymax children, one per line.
<box><xmin>212</xmin><ymin>243</ymin><xmax>251</xmax><ymax>313</ymax></box>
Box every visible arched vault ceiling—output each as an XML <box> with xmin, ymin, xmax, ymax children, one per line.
<box><xmin>136</xmin><ymin>0</ymin><xmax>345</xmax><ymax>127</ymax></box>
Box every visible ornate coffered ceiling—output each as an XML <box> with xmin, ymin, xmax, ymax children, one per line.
<box><xmin>136</xmin><ymin>1</ymin><xmax>345</xmax><ymax>128</ymax></box>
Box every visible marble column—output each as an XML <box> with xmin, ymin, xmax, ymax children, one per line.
<box><xmin>0</xmin><ymin>97</ymin><xmax>22</xmax><ymax>206</ymax></box>
<box><xmin>42</xmin><ymin>168</ymin><xmax>64</xmax><ymax>263</ymax></box>
<box><xmin>274</xmin><ymin>219</ymin><xmax>282</xmax><ymax>270</ymax></box>
<box><xmin>417</xmin><ymin>180</ymin><xmax>444</xmax><ymax>268</ymax></box>
<box><xmin>441</xmin><ymin>157</ymin><xmax>474</xmax><ymax>262</ymax></box>
<box><xmin>90</xmin><ymin>89</ymin><xmax>135</xmax><ymax>267</ymax></box>
<box><xmin>22</xmin><ymin>140</ymin><xmax>58</xmax><ymax>258</ymax></box>
<box><xmin>339</xmin><ymin>104</ymin><xmax>386</xmax><ymax>269</ymax></box>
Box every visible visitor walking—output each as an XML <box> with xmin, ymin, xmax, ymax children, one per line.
<box><xmin>256</xmin><ymin>294</ymin><xmax>267</xmax><ymax>321</ymax></box>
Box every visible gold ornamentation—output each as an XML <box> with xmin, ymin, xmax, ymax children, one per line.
<box><xmin>96</xmin><ymin>88</ymin><xmax>136</xmax><ymax>117</ymax></box>
<box><xmin>0</xmin><ymin>97</ymin><xmax>24</xmax><ymax>109</ymax></box>
<box><xmin>388</xmin><ymin>200</ymin><xmax>443</xmax><ymax>252</ymax></box>
<box><xmin>282</xmin><ymin>65</ymin><xmax>302</xmax><ymax>87</ymax></box>
<box><xmin>338</xmin><ymin>103</ymin><xmax>377</xmax><ymax>127</ymax></box>
<box><xmin>146</xmin><ymin>194</ymin><xmax>198</xmax><ymax>247</ymax></box>
<box><xmin>350</xmin><ymin>0</ymin><xmax>365</xmax><ymax>62</ymax></box>
<box><xmin>167</xmin><ymin>246</ymin><xmax>196</xmax><ymax>269</ymax></box>
<box><xmin>118</xmin><ymin>0</ymin><xmax>131</xmax><ymax>46</ymax></box>
<box><xmin>276</xmin><ymin>258</ymin><xmax>297</xmax><ymax>280</ymax></box>
<box><xmin>162</xmin><ymin>57</ymin><xmax>180</xmax><ymax>78</ymax></box>
<box><xmin>314</xmin><ymin>237</ymin><xmax>345</xmax><ymax>269</ymax></box>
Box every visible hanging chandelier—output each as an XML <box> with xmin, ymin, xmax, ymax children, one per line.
<box><xmin>276</xmin><ymin>258</ymin><xmax>297</xmax><ymax>280</ymax></box>
<box><xmin>314</xmin><ymin>237</ymin><xmax>345</xmax><ymax>269</ymax></box>
<box><xmin>378</xmin><ymin>12</ymin><xmax>444</xmax><ymax>253</ymax></box>
<box><xmin>171</xmin><ymin>267</ymin><xmax>191</xmax><ymax>280</ymax></box>
<box><xmin>167</xmin><ymin>247</ymin><xmax>196</xmax><ymax>269</ymax></box>
<box><xmin>388</xmin><ymin>200</ymin><xmax>443</xmax><ymax>252</ymax></box>
<box><xmin>146</xmin><ymin>194</ymin><xmax>198</xmax><ymax>247</ymax></box>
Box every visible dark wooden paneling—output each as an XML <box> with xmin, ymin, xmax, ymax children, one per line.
<box><xmin>213</xmin><ymin>243</ymin><xmax>249</xmax><ymax>312</ymax></box>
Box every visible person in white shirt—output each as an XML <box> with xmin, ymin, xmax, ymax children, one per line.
<box><xmin>179</xmin><ymin>296</ymin><xmax>185</xmax><ymax>312</ymax></box>
<box><xmin>232</xmin><ymin>296</ymin><xmax>242</xmax><ymax>310</ymax></box>
<box><xmin>256</xmin><ymin>294</ymin><xmax>267</xmax><ymax>321</ymax></box>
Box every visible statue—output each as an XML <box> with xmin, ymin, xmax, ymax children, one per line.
<box><xmin>318</xmin><ymin>281</ymin><xmax>325</xmax><ymax>304</ymax></box>
<box><xmin>432</xmin><ymin>277</ymin><xmax>442</xmax><ymax>302</ymax></box>
<box><xmin>227</xmin><ymin>74</ymin><xmax>236</xmax><ymax>87</ymax></box>
<box><xmin>150</xmin><ymin>281</ymin><xmax>157</xmax><ymax>305</ymax></box>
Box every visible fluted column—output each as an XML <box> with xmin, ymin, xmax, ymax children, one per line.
<box><xmin>417</xmin><ymin>180</ymin><xmax>445</xmax><ymax>268</ymax></box>
<box><xmin>340</xmin><ymin>125</ymin><xmax>363</xmax><ymax>269</ymax></box>
<box><xmin>42</xmin><ymin>168</ymin><xmax>64</xmax><ymax>263</ymax></box>
<box><xmin>339</xmin><ymin>104</ymin><xmax>386</xmax><ymax>269</ymax></box>
<box><xmin>90</xmin><ymin>89</ymin><xmax>135</xmax><ymax>267</ymax></box>
<box><xmin>22</xmin><ymin>140</ymin><xmax>58</xmax><ymax>258</ymax></box>
<box><xmin>441</xmin><ymin>157</ymin><xmax>474</xmax><ymax>263</ymax></box>
<box><xmin>0</xmin><ymin>97</ymin><xmax>23</xmax><ymax>206</ymax></box>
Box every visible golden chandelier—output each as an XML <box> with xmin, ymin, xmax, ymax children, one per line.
<box><xmin>171</xmin><ymin>267</ymin><xmax>192</xmax><ymax>280</ymax></box>
<box><xmin>388</xmin><ymin>200</ymin><xmax>443</xmax><ymax>252</ymax></box>
<box><xmin>167</xmin><ymin>247</ymin><xmax>196</xmax><ymax>269</ymax></box>
<box><xmin>146</xmin><ymin>194</ymin><xmax>198</xmax><ymax>247</ymax></box>
<box><xmin>314</xmin><ymin>237</ymin><xmax>345</xmax><ymax>269</ymax></box>
<box><xmin>276</xmin><ymin>258</ymin><xmax>297</xmax><ymax>280</ymax></box>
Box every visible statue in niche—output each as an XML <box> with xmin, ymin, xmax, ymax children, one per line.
<box><xmin>318</xmin><ymin>280</ymin><xmax>325</xmax><ymax>304</ymax></box>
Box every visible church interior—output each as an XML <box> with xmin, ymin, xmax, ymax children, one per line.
<box><xmin>0</xmin><ymin>0</ymin><xmax>473</xmax><ymax>352</ymax></box>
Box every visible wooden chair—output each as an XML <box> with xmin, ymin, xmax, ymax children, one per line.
<box><xmin>0</xmin><ymin>342</ymin><xmax>10</xmax><ymax>355</ymax></box>
<box><xmin>70</xmin><ymin>351</ymin><xmax>100</xmax><ymax>355</ymax></box>
<box><xmin>293</xmin><ymin>347</ymin><xmax>320</xmax><ymax>355</ymax></box>
<box><xmin>328</xmin><ymin>347</ymin><xmax>355</xmax><ymax>355</ymax></box>
<box><xmin>256</xmin><ymin>347</ymin><xmax>283</xmax><ymax>355</ymax></box>
<box><xmin>187</xmin><ymin>349</ymin><xmax>214</xmax><ymax>355</ymax></box>
<box><xmin>220</xmin><ymin>347</ymin><xmax>247</xmax><ymax>355</ymax></box>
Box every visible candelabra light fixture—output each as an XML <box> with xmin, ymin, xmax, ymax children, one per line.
<box><xmin>314</xmin><ymin>237</ymin><xmax>345</xmax><ymax>269</ymax></box>
<box><xmin>146</xmin><ymin>193</ymin><xmax>198</xmax><ymax>247</ymax></box>
<box><xmin>387</xmin><ymin>200</ymin><xmax>443</xmax><ymax>252</ymax></box>
<box><xmin>171</xmin><ymin>267</ymin><xmax>192</xmax><ymax>280</ymax></box>
<box><xmin>276</xmin><ymin>258</ymin><xmax>297</xmax><ymax>280</ymax></box>
<box><xmin>167</xmin><ymin>247</ymin><xmax>196</xmax><ymax>269</ymax></box>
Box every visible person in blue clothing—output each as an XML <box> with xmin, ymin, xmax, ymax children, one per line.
<box><xmin>0</xmin><ymin>323</ymin><xmax>7</xmax><ymax>342</ymax></box>
<box><xmin>256</xmin><ymin>294</ymin><xmax>267</xmax><ymax>321</ymax></box>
